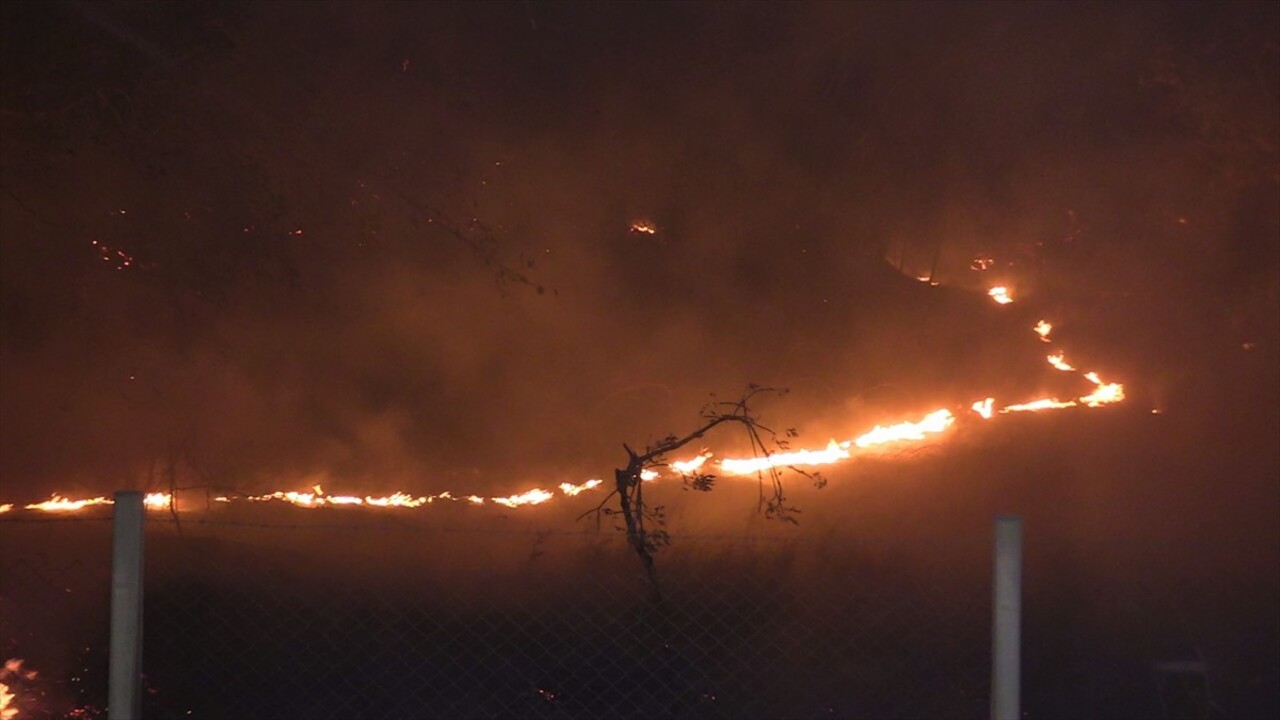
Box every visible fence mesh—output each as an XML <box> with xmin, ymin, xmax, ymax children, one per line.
<box><xmin>139</xmin><ymin>518</ymin><xmax>990</xmax><ymax>719</ymax></box>
<box><xmin>4</xmin><ymin>512</ymin><xmax>1277</xmax><ymax>719</ymax></box>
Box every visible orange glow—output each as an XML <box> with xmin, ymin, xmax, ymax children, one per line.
<box><xmin>1034</xmin><ymin>320</ymin><xmax>1052</xmax><ymax>342</ymax></box>
<box><xmin>629</xmin><ymin>220</ymin><xmax>657</xmax><ymax>235</ymax></box>
<box><xmin>988</xmin><ymin>286</ymin><xmax>1013</xmax><ymax>304</ymax></box>
<box><xmin>0</xmin><ymin>504</ymin><xmax>11</xmax><ymax>514</ymax></box>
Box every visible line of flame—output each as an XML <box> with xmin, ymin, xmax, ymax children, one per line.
<box><xmin>1</xmin><ymin>286</ymin><xmax>1128</xmax><ymax>515</ymax></box>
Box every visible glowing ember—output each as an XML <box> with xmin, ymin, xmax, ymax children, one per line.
<box><xmin>639</xmin><ymin>469</ymin><xmax>659</xmax><ymax>481</ymax></box>
<box><xmin>1033</xmin><ymin>320</ymin><xmax>1052</xmax><ymax>342</ymax></box>
<box><xmin>492</xmin><ymin>488</ymin><xmax>554</xmax><ymax>508</ymax></box>
<box><xmin>558</xmin><ymin>479</ymin><xmax>603</xmax><ymax>497</ymax></box>
<box><xmin>1001</xmin><ymin>398</ymin><xmax>1077</xmax><ymax>413</ymax></box>
<box><xmin>988</xmin><ymin>286</ymin><xmax>1013</xmax><ymax>304</ymax></box>
<box><xmin>721</xmin><ymin>439</ymin><xmax>851</xmax><ymax>475</ymax></box>
<box><xmin>0</xmin><ymin>504</ymin><xmax>11</xmax><ymax>514</ymax></box>
<box><xmin>629</xmin><ymin>220</ymin><xmax>657</xmax><ymax>235</ymax></box>
<box><xmin>854</xmin><ymin>409</ymin><xmax>955</xmax><ymax>448</ymax></box>
<box><xmin>466</xmin><ymin>495</ymin><xmax>486</xmax><ymax>505</ymax></box>
<box><xmin>972</xmin><ymin>398</ymin><xmax>995</xmax><ymax>419</ymax></box>
<box><xmin>971</xmin><ymin>257</ymin><xmax>995</xmax><ymax>271</ymax></box>
<box><xmin>1047</xmin><ymin>353</ymin><xmax>1076</xmax><ymax>372</ymax></box>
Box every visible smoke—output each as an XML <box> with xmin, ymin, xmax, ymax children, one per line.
<box><xmin>0</xmin><ymin>1</ymin><xmax>1275</xmax><ymax>518</ymax></box>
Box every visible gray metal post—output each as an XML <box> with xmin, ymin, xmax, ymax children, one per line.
<box><xmin>991</xmin><ymin>515</ymin><xmax>1022</xmax><ymax>720</ymax></box>
<box><xmin>109</xmin><ymin>491</ymin><xmax>145</xmax><ymax>720</ymax></box>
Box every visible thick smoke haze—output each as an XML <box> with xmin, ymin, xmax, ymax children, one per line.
<box><xmin>1</xmin><ymin>4</ymin><xmax>1277</xmax><ymax>717</ymax></box>
<box><xmin>1</xmin><ymin>0</ymin><xmax>1276</xmax><ymax>540</ymax></box>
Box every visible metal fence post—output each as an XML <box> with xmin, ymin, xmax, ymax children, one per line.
<box><xmin>991</xmin><ymin>515</ymin><xmax>1022</xmax><ymax>720</ymax></box>
<box><xmin>109</xmin><ymin>491</ymin><xmax>145</xmax><ymax>720</ymax></box>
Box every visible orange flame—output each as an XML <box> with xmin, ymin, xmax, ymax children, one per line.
<box><xmin>558</xmin><ymin>479</ymin><xmax>603</xmax><ymax>497</ymax></box>
<box><xmin>24</xmin><ymin>495</ymin><xmax>112</xmax><ymax>512</ymax></box>
<box><xmin>1047</xmin><ymin>353</ymin><xmax>1076</xmax><ymax>372</ymax></box>
<box><xmin>854</xmin><ymin>409</ymin><xmax>955</xmax><ymax>448</ymax></box>
<box><xmin>1080</xmin><ymin>372</ymin><xmax>1125</xmax><ymax>407</ymax></box>
<box><xmin>1001</xmin><ymin>398</ymin><xmax>1078</xmax><ymax>413</ymax></box>
<box><xmin>1</xmin><ymin>658</ymin><xmax>37</xmax><ymax>720</ymax></box>
<box><xmin>972</xmin><ymin>398</ymin><xmax>995</xmax><ymax>419</ymax></box>
<box><xmin>143</xmin><ymin>493</ymin><xmax>172</xmax><ymax>510</ymax></box>
<box><xmin>0</xmin><ymin>287</ymin><xmax>1133</xmax><ymax>517</ymax></box>
<box><xmin>721</xmin><ymin>439</ymin><xmax>852</xmax><ymax>475</ymax></box>
<box><xmin>671</xmin><ymin>453</ymin><xmax>712</xmax><ymax>474</ymax></box>
<box><xmin>492</xmin><ymin>488</ymin><xmax>554</xmax><ymax>508</ymax></box>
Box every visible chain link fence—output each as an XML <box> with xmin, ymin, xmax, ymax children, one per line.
<box><xmin>4</xmin><ymin>511</ymin><xmax>1277</xmax><ymax>719</ymax></box>
<box><xmin>140</xmin><ymin>517</ymin><xmax>990</xmax><ymax>719</ymax></box>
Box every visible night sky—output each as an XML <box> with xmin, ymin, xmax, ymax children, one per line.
<box><xmin>1</xmin><ymin>2</ymin><xmax>1278</xmax><ymax>717</ymax></box>
<box><xmin>1</xmin><ymin>1</ymin><xmax>1276</xmax><ymax>541</ymax></box>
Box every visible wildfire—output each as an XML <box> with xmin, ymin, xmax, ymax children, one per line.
<box><xmin>855</xmin><ymin>409</ymin><xmax>955</xmax><ymax>448</ymax></box>
<box><xmin>492</xmin><ymin>488</ymin><xmax>554</xmax><ymax>508</ymax></box>
<box><xmin>1046</xmin><ymin>353</ymin><xmax>1076</xmax><ymax>372</ymax></box>
<box><xmin>671</xmin><ymin>453</ymin><xmax>712</xmax><ymax>474</ymax></box>
<box><xmin>0</xmin><ymin>285</ymin><xmax>1132</xmax><ymax>518</ymax></box>
<box><xmin>0</xmin><ymin>686</ymin><xmax>11</xmax><ymax>720</ymax></box>
<box><xmin>1001</xmin><ymin>398</ymin><xmax>1078</xmax><ymax>413</ymax></box>
<box><xmin>721</xmin><ymin>439</ymin><xmax>852</xmax><ymax>475</ymax></box>
<box><xmin>143</xmin><ymin>493</ymin><xmax>172</xmax><ymax>509</ymax></box>
<box><xmin>1</xmin><ymin>658</ymin><xmax>37</xmax><ymax>720</ymax></box>
<box><xmin>558</xmin><ymin>479</ymin><xmax>603</xmax><ymax>497</ymax></box>
<box><xmin>1080</xmin><ymin>372</ymin><xmax>1125</xmax><ymax>407</ymax></box>
<box><xmin>988</xmin><ymin>286</ymin><xmax>1013</xmax><ymax>304</ymax></box>
<box><xmin>971</xmin><ymin>398</ymin><xmax>995</xmax><ymax>419</ymax></box>
<box><xmin>24</xmin><ymin>495</ymin><xmax>112</xmax><ymax>512</ymax></box>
